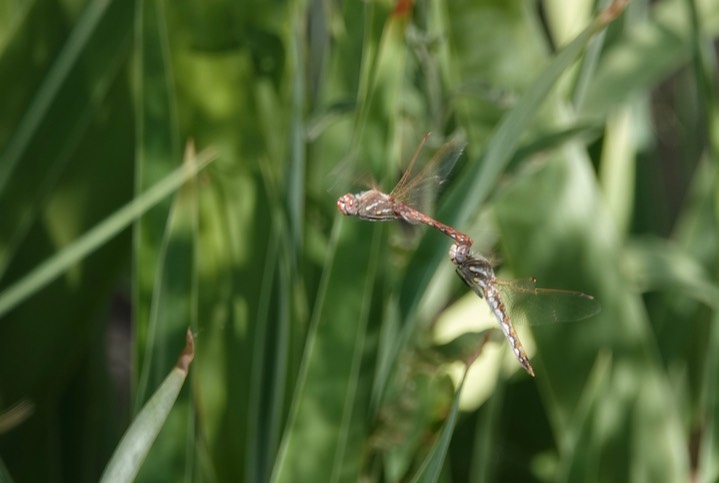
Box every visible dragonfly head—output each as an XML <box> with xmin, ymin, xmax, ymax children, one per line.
<box><xmin>449</xmin><ymin>243</ymin><xmax>470</xmax><ymax>265</ymax></box>
<box><xmin>336</xmin><ymin>193</ymin><xmax>358</xmax><ymax>216</ymax></box>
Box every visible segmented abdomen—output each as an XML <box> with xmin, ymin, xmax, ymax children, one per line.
<box><xmin>485</xmin><ymin>285</ymin><xmax>535</xmax><ymax>377</ymax></box>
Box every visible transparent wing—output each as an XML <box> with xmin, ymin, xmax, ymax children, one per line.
<box><xmin>392</xmin><ymin>134</ymin><xmax>466</xmax><ymax>212</ymax></box>
<box><xmin>391</xmin><ymin>132</ymin><xmax>431</xmax><ymax>198</ymax></box>
<box><xmin>494</xmin><ymin>278</ymin><xmax>601</xmax><ymax>326</ymax></box>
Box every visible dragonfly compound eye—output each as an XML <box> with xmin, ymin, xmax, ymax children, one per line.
<box><xmin>336</xmin><ymin>194</ymin><xmax>358</xmax><ymax>216</ymax></box>
<box><xmin>449</xmin><ymin>243</ymin><xmax>470</xmax><ymax>265</ymax></box>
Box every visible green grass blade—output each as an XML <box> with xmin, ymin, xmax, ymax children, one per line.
<box><xmin>132</xmin><ymin>0</ymin><xmax>182</xmax><ymax>386</ymax></box>
<box><xmin>99</xmin><ymin>330</ymin><xmax>195</xmax><ymax>483</ymax></box>
<box><xmin>0</xmin><ymin>0</ymin><xmax>133</xmax><ymax>279</ymax></box>
<box><xmin>468</xmin><ymin>375</ymin><xmax>505</xmax><ymax>483</ymax></box>
<box><xmin>580</xmin><ymin>0</ymin><xmax>719</xmax><ymax>121</ymax></box>
<box><xmin>401</xmin><ymin>1</ymin><xmax>626</xmax><ymax>322</ymax></box>
<box><xmin>0</xmin><ymin>149</ymin><xmax>215</xmax><ymax>317</ymax></box>
<box><xmin>134</xmin><ymin>149</ymin><xmax>202</xmax><ymax>408</ymax></box>
<box><xmin>598</xmin><ymin>105</ymin><xmax>642</xmax><ymax>235</ymax></box>
<box><xmin>554</xmin><ymin>353</ymin><xmax>612</xmax><ymax>482</ymax></box>
<box><xmin>699</xmin><ymin>311</ymin><xmax>719</xmax><ymax>483</ymax></box>
<box><xmin>623</xmin><ymin>238</ymin><xmax>719</xmax><ymax>308</ymax></box>
<box><xmin>0</xmin><ymin>400</ymin><xmax>33</xmax><ymax>435</ymax></box>
<box><xmin>271</xmin><ymin>220</ymin><xmax>381</xmax><ymax>483</ymax></box>
<box><xmin>410</xmin><ymin>370</ymin><xmax>468</xmax><ymax>483</ymax></box>
<box><xmin>691</xmin><ymin>0</ymin><xmax>719</xmax><ymax>476</ymax></box>
<box><xmin>495</xmin><ymin>151</ymin><xmax>690</xmax><ymax>479</ymax></box>
<box><xmin>0</xmin><ymin>456</ymin><xmax>15</xmax><ymax>483</ymax></box>
<box><xmin>0</xmin><ymin>0</ymin><xmax>112</xmax><ymax>193</ymax></box>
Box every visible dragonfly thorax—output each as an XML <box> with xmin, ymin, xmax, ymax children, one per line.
<box><xmin>340</xmin><ymin>190</ymin><xmax>397</xmax><ymax>220</ymax></box>
<box><xmin>459</xmin><ymin>255</ymin><xmax>494</xmax><ymax>291</ymax></box>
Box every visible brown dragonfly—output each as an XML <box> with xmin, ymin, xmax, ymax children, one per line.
<box><xmin>337</xmin><ymin>133</ymin><xmax>473</xmax><ymax>255</ymax></box>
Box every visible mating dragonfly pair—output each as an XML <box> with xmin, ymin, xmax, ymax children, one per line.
<box><xmin>336</xmin><ymin>134</ymin><xmax>600</xmax><ymax>376</ymax></box>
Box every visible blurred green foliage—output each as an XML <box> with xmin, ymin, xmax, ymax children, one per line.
<box><xmin>1</xmin><ymin>0</ymin><xmax>718</xmax><ymax>482</ymax></box>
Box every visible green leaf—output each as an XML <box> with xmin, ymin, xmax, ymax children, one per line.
<box><xmin>271</xmin><ymin>220</ymin><xmax>382</xmax><ymax>483</ymax></box>
<box><xmin>100</xmin><ymin>330</ymin><xmax>195</xmax><ymax>483</ymax></box>
<box><xmin>410</xmin><ymin>369</ymin><xmax>468</xmax><ymax>483</ymax></box>
<box><xmin>0</xmin><ymin>148</ymin><xmax>215</xmax><ymax>318</ymax></box>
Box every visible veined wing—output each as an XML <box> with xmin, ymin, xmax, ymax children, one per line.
<box><xmin>493</xmin><ymin>278</ymin><xmax>601</xmax><ymax>326</ymax></box>
<box><xmin>391</xmin><ymin>133</ymin><xmax>466</xmax><ymax>210</ymax></box>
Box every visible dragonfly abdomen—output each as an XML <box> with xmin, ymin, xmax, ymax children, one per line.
<box><xmin>395</xmin><ymin>204</ymin><xmax>474</xmax><ymax>247</ymax></box>
<box><xmin>485</xmin><ymin>285</ymin><xmax>535</xmax><ymax>377</ymax></box>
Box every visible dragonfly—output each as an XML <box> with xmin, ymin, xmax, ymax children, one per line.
<box><xmin>336</xmin><ymin>133</ymin><xmax>474</xmax><ymax>251</ymax></box>
<box><xmin>450</xmin><ymin>244</ymin><xmax>601</xmax><ymax>376</ymax></box>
